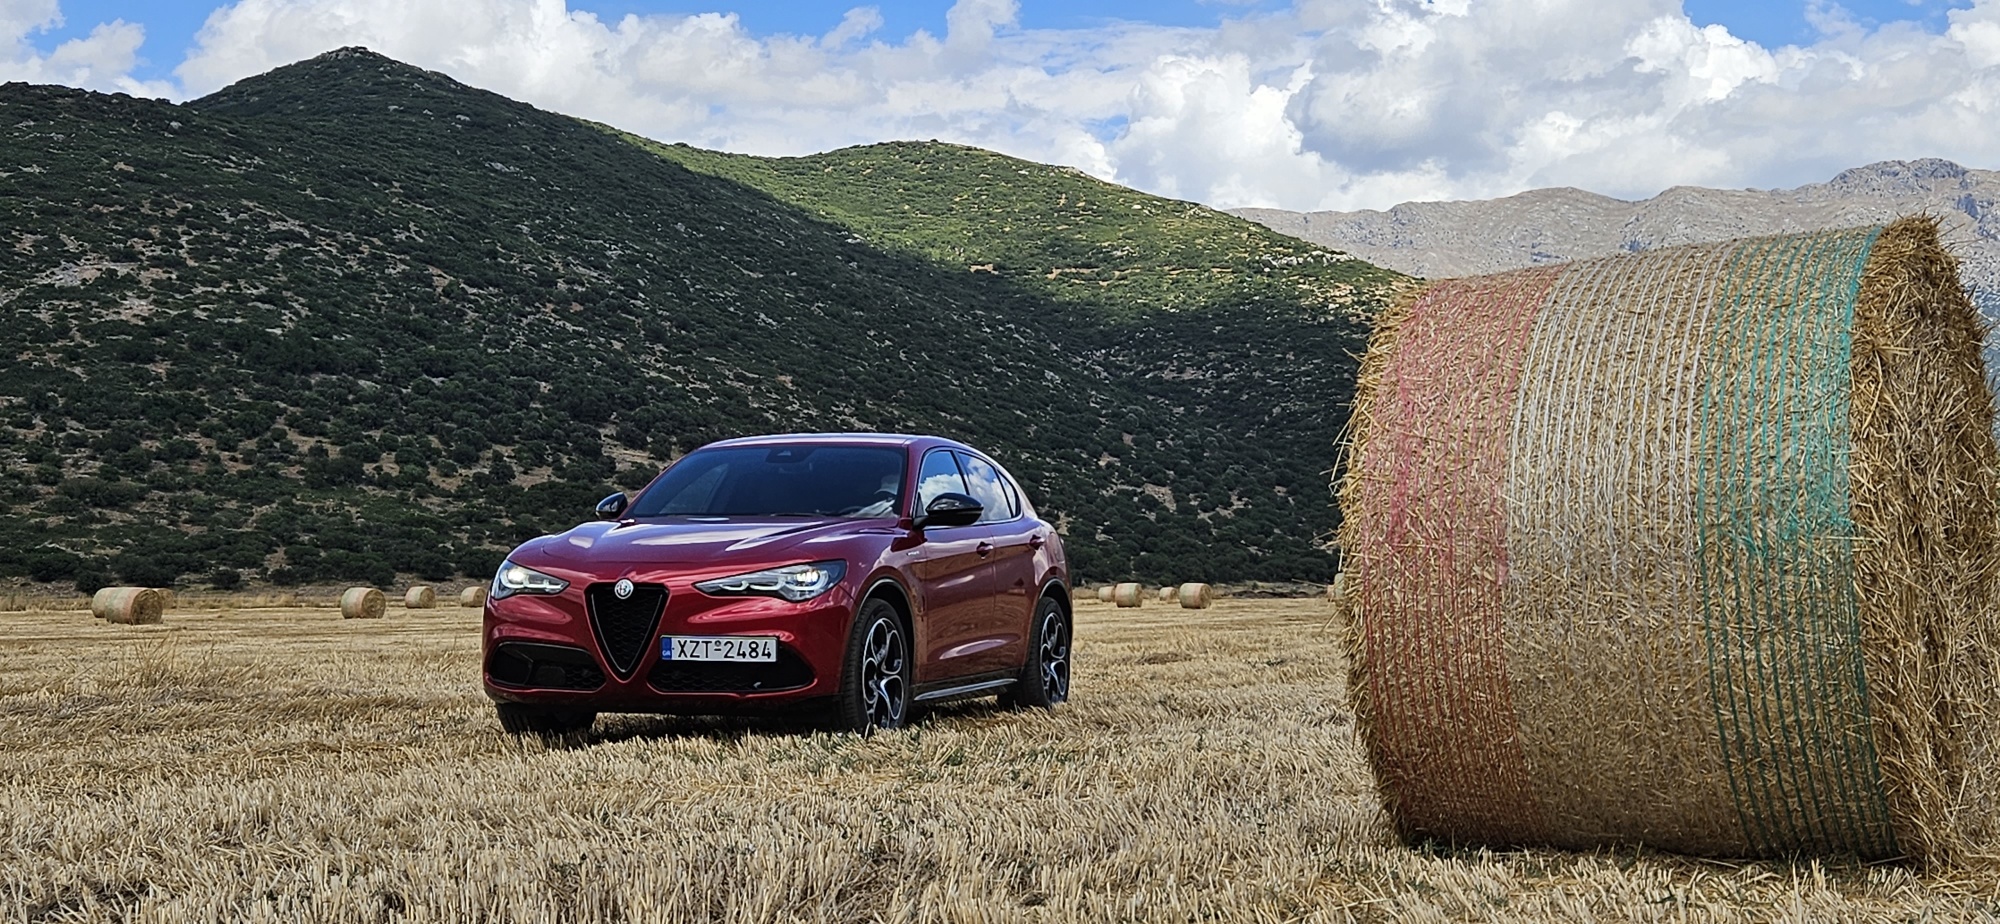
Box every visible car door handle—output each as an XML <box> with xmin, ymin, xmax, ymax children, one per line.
<box><xmin>976</xmin><ymin>542</ymin><xmax>993</xmax><ymax>557</ymax></box>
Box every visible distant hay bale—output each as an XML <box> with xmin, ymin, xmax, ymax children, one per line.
<box><xmin>157</xmin><ymin>589</ymin><xmax>176</xmax><ymax>611</ymax></box>
<box><xmin>1158</xmin><ymin>586</ymin><xmax>1176</xmax><ymax>602</ymax></box>
<box><xmin>1326</xmin><ymin>574</ymin><xmax>1346</xmax><ymax>604</ymax></box>
<box><xmin>95</xmin><ymin>587</ymin><xmax>164</xmax><ymax>625</ymax></box>
<box><xmin>1177</xmin><ymin>583</ymin><xmax>1214</xmax><ymax>609</ymax></box>
<box><xmin>1113</xmin><ymin>582</ymin><xmax>1144</xmax><ymax>607</ymax></box>
<box><xmin>459</xmin><ymin>586</ymin><xmax>487</xmax><ymax>608</ymax></box>
<box><xmin>404</xmin><ymin>586</ymin><xmax>438</xmax><ymax>609</ymax></box>
<box><xmin>340</xmin><ymin>587</ymin><xmax>387</xmax><ymax>620</ymax></box>
<box><xmin>1338</xmin><ymin>218</ymin><xmax>2000</xmax><ymax>862</ymax></box>
<box><xmin>1096</xmin><ymin>586</ymin><xmax>1115</xmax><ymax>604</ymax></box>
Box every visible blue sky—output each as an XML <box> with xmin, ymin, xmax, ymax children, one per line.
<box><xmin>11</xmin><ymin>0</ymin><xmax>2000</xmax><ymax>211</ymax></box>
<box><xmin>31</xmin><ymin>1</ymin><xmax>1979</xmax><ymax>86</ymax></box>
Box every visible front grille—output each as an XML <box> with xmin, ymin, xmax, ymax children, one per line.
<box><xmin>488</xmin><ymin>642</ymin><xmax>607</xmax><ymax>691</ymax></box>
<box><xmin>648</xmin><ymin>645</ymin><xmax>815</xmax><ymax>694</ymax></box>
<box><xmin>586</xmin><ymin>582</ymin><xmax>667</xmax><ymax>679</ymax></box>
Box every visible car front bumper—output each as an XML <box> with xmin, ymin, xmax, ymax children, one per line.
<box><xmin>481</xmin><ymin>570</ymin><xmax>854</xmax><ymax>714</ymax></box>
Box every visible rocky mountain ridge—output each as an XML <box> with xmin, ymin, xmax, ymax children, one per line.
<box><xmin>1233</xmin><ymin>159</ymin><xmax>2000</xmax><ymax>314</ymax></box>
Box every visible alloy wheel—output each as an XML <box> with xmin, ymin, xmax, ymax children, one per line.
<box><xmin>860</xmin><ymin>617</ymin><xmax>907</xmax><ymax>728</ymax></box>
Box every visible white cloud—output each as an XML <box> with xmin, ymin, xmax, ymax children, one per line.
<box><xmin>0</xmin><ymin>1</ymin><xmax>172</xmax><ymax>96</ymax></box>
<box><xmin>17</xmin><ymin>0</ymin><xmax>2000</xmax><ymax>212</ymax></box>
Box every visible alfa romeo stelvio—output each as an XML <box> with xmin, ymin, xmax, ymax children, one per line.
<box><xmin>482</xmin><ymin>433</ymin><xmax>1072</xmax><ymax>735</ymax></box>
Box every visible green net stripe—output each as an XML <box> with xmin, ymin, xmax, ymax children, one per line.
<box><xmin>1695</xmin><ymin>226</ymin><xmax>1897</xmax><ymax>857</ymax></box>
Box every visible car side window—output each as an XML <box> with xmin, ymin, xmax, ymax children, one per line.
<box><xmin>955</xmin><ymin>452</ymin><xmax>1015</xmax><ymax>523</ymax></box>
<box><xmin>915</xmin><ymin>450</ymin><xmax>968</xmax><ymax>512</ymax></box>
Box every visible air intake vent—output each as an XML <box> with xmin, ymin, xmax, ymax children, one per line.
<box><xmin>585</xmin><ymin>582</ymin><xmax>666</xmax><ymax>678</ymax></box>
<box><xmin>487</xmin><ymin>642</ymin><xmax>606</xmax><ymax>691</ymax></box>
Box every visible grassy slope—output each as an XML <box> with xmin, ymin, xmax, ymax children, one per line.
<box><xmin>0</xmin><ymin>48</ymin><xmax>1403</xmax><ymax>589</ymax></box>
<box><xmin>631</xmin><ymin>139</ymin><xmax>1410</xmax><ymax>580</ymax></box>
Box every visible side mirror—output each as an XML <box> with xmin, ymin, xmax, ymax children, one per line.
<box><xmin>595</xmin><ymin>493</ymin><xmax>630</xmax><ymax>520</ymax></box>
<box><xmin>914</xmin><ymin>492</ymin><xmax>982</xmax><ymax>530</ymax></box>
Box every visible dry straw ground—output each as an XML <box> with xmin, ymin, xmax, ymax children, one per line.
<box><xmin>6</xmin><ymin>598</ymin><xmax>2000</xmax><ymax>922</ymax></box>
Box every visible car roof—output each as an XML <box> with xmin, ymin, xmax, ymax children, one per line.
<box><xmin>701</xmin><ymin>432</ymin><xmax>972</xmax><ymax>452</ymax></box>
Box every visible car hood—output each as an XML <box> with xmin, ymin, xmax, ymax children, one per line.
<box><xmin>515</xmin><ymin>517</ymin><xmax>885</xmax><ymax>569</ymax></box>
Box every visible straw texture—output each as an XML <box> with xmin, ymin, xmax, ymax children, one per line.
<box><xmin>340</xmin><ymin>588</ymin><xmax>386</xmax><ymax>620</ymax></box>
<box><xmin>93</xmin><ymin>587</ymin><xmax>165</xmax><ymax>625</ymax></box>
<box><xmin>1337</xmin><ymin>218</ymin><xmax>2000</xmax><ymax>862</ymax></box>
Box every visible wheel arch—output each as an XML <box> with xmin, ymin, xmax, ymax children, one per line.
<box><xmin>1037</xmin><ymin>578</ymin><xmax>1071</xmax><ymax>618</ymax></box>
<box><xmin>862</xmin><ymin>575</ymin><xmax>916</xmax><ymax>646</ymax></box>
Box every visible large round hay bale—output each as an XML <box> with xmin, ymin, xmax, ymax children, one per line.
<box><xmin>1157</xmin><ymin>586</ymin><xmax>1176</xmax><ymax>602</ymax></box>
<box><xmin>1095</xmin><ymin>586</ymin><xmax>1115</xmax><ymax>604</ymax></box>
<box><xmin>459</xmin><ymin>586</ymin><xmax>487</xmax><ymax>608</ymax></box>
<box><xmin>1337</xmin><ymin>218</ymin><xmax>1999</xmax><ymax>862</ymax></box>
<box><xmin>1112</xmin><ymin>582</ymin><xmax>1144</xmax><ymax>607</ymax></box>
<box><xmin>404</xmin><ymin>586</ymin><xmax>437</xmax><ymax>609</ymax></box>
<box><xmin>97</xmin><ymin>587</ymin><xmax>164</xmax><ymax>625</ymax></box>
<box><xmin>340</xmin><ymin>587</ymin><xmax>387</xmax><ymax>620</ymax></box>
<box><xmin>1176</xmin><ymin>582</ymin><xmax>1214</xmax><ymax>609</ymax></box>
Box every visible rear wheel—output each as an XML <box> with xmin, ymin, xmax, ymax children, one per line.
<box><xmin>495</xmin><ymin>702</ymin><xmax>596</xmax><ymax>737</ymax></box>
<box><xmin>831</xmin><ymin>597</ymin><xmax>911</xmax><ymax>734</ymax></box>
<box><xmin>1003</xmin><ymin>596</ymin><xmax>1070</xmax><ymax>709</ymax></box>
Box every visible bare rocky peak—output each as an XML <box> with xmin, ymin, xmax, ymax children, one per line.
<box><xmin>1231</xmin><ymin>159</ymin><xmax>2000</xmax><ymax>303</ymax></box>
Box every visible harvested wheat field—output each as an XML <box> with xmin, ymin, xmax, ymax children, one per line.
<box><xmin>7</xmin><ymin>599</ymin><xmax>2000</xmax><ymax>922</ymax></box>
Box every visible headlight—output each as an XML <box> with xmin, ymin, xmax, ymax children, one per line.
<box><xmin>695</xmin><ymin>560</ymin><xmax>846</xmax><ymax>602</ymax></box>
<box><xmin>491</xmin><ymin>560</ymin><xmax>570</xmax><ymax>600</ymax></box>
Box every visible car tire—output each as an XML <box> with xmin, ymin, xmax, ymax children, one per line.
<box><xmin>495</xmin><ymin>702</ymin><xmax>596</xmax><ymax>737</ymax></box>
<box><xmin>831</xmin><ymin>597</ymin><xmax>912</xmax><ymax>734</ymax></box>
<box><xmin>1003</xmin><ymin>596</ymin><xmax>1071</xmax><ymax>709</ymax></box>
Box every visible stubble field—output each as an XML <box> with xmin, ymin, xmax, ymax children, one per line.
<box><xmin>5</xmin><ymin>597</ymin><xmax>2000</xmax><ymax>922</ymax></box>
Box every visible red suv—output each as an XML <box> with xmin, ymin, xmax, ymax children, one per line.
<box><xmin>481</xmin><ymin>433</ymin><xmax>1071</xmax><ymax>735</ymax></box>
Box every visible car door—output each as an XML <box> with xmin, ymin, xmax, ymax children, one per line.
<box><xmin>952</xmin><ymin>450</ymin><xmax>1034</xmax><ymax>676</ymax></box>
<box><xmin>905</xmin><ymin>448</ymin><xmax>999</xmax><ymax>684</ymax></box>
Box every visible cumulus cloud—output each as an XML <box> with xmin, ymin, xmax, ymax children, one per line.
<box><xmin>18</xmin><ymin>0</ymin><xmax>2000</xmax><ymax>211</ymax></box>
<box><xmin>0</xmin><ymin>0</ymin><xmax>172</xmax><ymax>96</ymax></box>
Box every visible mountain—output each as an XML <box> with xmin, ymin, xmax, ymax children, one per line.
<box><xmin>0</xmin><ymin>47</ymin><xmax>1404</xmax><ymax>591</ymax></box>
<box><xmin>1231</xmin><ymin>158</ymin><xmax>2000</xmax><ymax>324</ymax></box>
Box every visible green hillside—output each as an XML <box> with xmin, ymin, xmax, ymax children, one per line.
<box><xmin>0</xmin><ymin>47</ymin><xmax>1404</xmax><ymax>591</ymax></box>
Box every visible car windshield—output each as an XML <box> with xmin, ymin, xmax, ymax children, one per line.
<box><xmin>627</xmin><ymin>445</ymin><xmax>906</xmax><ymax>519</ymax></box>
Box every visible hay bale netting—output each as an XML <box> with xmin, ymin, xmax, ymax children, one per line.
<box><xmin>1095</xmin><ymin>586</ymin><xmax>1115</xmax><ymax>604</ymax></box>
<box><xmin>404</xmin><ymin>586</ymin><xmax>438</xmax><ymax>609</ymax></box>
<box><xmin>1112</xmin><ymin>582</ymin><xmax>1145</xmax><ymax>607</ymax></box>
<box><xmin>340</xmin><ymin>587</ymin><xmax>387</xmax><ymax>620</ymax></box>
<box><xmin>1176</xmin><ymin>582</ymin><xmax>1214</xmax><ymax>609</ymax></box>
<box><xmin>1337</xmin><ymin>218</ymin><xmax>2000</xmax><ymax>862</ymax></box>
<box><xmin>96</xmin><ymin>587</ymin><xmax>165</xmax><ymax>625</ymax></box>
<box><xmin>459</xmin><ymin>586</ymin><xmax>487</xmax><ymax>608</ymax></box>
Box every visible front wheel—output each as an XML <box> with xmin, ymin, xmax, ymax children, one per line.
<box><xmin>1003</xmin><ymin>596</ymin><xmax>1070</xmax><ymax>709</ymax></box>
<box><xmin>831</xmin><ymin>597</ymin><xmax>912</xmax><ymax>734</ymax></box>
<box><xmin>495</xmin><ymin>702</ymin><xmax>596</xmax><ymax>737</ymax></box>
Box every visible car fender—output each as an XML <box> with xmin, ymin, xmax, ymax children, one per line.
<box><xmin>860</xmin><ymin>572</ymin><xmax>920</xmax><ymax>658</ymax></box>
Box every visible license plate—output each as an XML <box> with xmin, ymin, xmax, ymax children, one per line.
<box><xmin>664</xmin><ymin>636</ymin><xmax>777</xmax><ymax>662</ymax></box>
